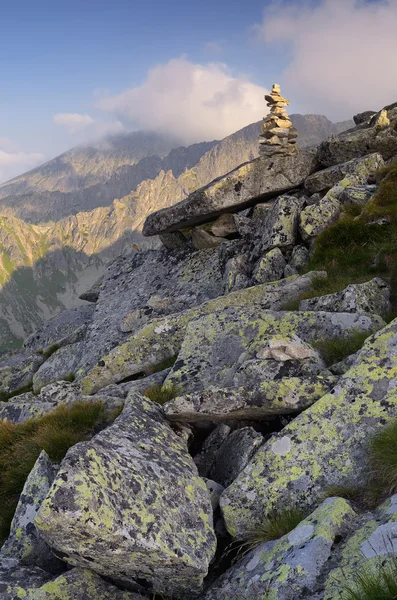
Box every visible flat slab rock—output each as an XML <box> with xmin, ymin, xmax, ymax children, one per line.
<box><xmin>201</xmin><ymin>498</ymin><xmax>355</xmax><ymax>600</ymax></box>
<box><xmin>220</xmin><ymin>319</ymin><xmax>397</xmax><ymax>538</ymax></box>
<box><xmin>35</xmin><ymin>392</ymin><xmax>216</xmax><ymax>599</ymax></box>
<box><xmin>143</xmin><ymin>150</ymin><xmax>318</xmax><ymax>236</ymax></box>
<box><xmin>81</xmin><ymin>271</ymin><xmax>327</xmax><ymax>395</ymax></box>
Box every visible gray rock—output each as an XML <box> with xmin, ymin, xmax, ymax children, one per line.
<box><xmin>204</xmin><ymin>479</ymin><xmax>225</xmax><ymax>511</ymax></box>
<box><xmin>201</xmin><ymin>498</ymin><xmax>355</xmax><ymax>600</ymax></box>
<box><xmin>0</xmin><ymin>558</ymin><xmax>52</xmax><ymax>597</ymax></box>
<box><xmin>191</xmin><ymin>228</ymin><xmax>226</xmax><ymax>249</ymax></box>
<box><xmin>258</xmin><ymin>195</ymin><xmax>301</xmax><ymax>253</ymax></box>
<box><xmin>341</xmin><ymin>184</ymin><xmax>377</xmax><ymax>206</ymax></box>
<box><xmin>299</xmin><ymin>278</ymin><xmax>390</xmax><ymax>315</ymax></box>
<box><xmin>35</xmin><ymin>392</ymin><xmax>216</xmax><ymax>599</ymax></box>
<box><xmin>283</xmin><ymin>264</ymin><xmax>297</xmax><ymax>278</ymax></box>
<box><xmin>233</xmin><ymin>214</ymin><xmax>256</xmax><ymax>239</ymax></box>
<box><xmin>223</xmin><ymin>255</ymin><xmax>250</xmax><ymax>293</ymax></box>
<box><xmin>142</xmin><ymin>150</ymin><xmax>318</xmax><ymax>236</ymax></box>
<box><xmin>289</xmin><ymin>245</ymin><xmax>310</xmax><ymax>273</ymax></box>
<box><xmin>209</xmin><ymin>427</ymin><xmax>263</xmax><ymax>488</ymax></box>
<box><xmin>353</xmin><ymin>110</ymin><xmax>377</xmax><ymax>126</ymax></box>
<box><xmin>317</xmin><ymin>125</ymin><xmax>397</xmax><ymax>168</ymax></box>
<box><xmin>0</xmin><ymin>351</ymin><xmax>44</xmax><ymax>401</ymax></box>
<box><xmin>79</xmin><ymin>275</ymin><xmax>103</xmax><ymax>303</ymax></box>
<box><xmin>159</xmin><ymin>230</ymin><xmax>187</xmax><ymax>249</ymax></box>
<box><xmin>304</xmin><ymin>153</ymin><xmax>384</xmax><ymax>195</ymax></box>
<box><xmin>24</xmin><ymin>305</ymin><xmax>95</xmax><ymax>352</ymax></box>
<box><xmin>251</xmin><ymin>201</ymin><xmax>274</xmax><ymax>222</ymax></box>
<box><xmin>252</xmin><ymin>248</ymin><xmax>286</xmax><ymax>284</ymax></box>
<box><xmin>1</xmin><ymin>451</ymin><xmax>60</xmax><ymax>573</ymax></box>
<box><xmin>220</xmin><ymin>319</ymin><xmax>397</xmax><ymax>538</ymax></box>
<box><xmin>194</xmin><ymin>424</ymin><xmax>231</xmax><ymax>478</ymax></box>
<box><xmin>32</xmin><ymin>342</ymin><xmax>84</xmax><ymax>393</ymax></box>
<box><xmin>210</xmin><ymin>214</ymin><xmax>238</xmax><ymax>237</ymax></box>
<box><xmin>299</xmin><ymin>183</ymin><xmax>344</xmax><ymax>241</ymax></box>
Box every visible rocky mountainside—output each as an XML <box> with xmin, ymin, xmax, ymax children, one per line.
<box><xmin>0</xmin><ymin>102</ymin><xmax>396</xmax><ymax>598</ymax></box>
<box><xmin>0</xmin><ymin>114</ymin><xmax>354</xmax><ymax>351</ymax></box>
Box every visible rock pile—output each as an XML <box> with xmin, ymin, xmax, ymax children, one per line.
<box><xmin>259</xmin><ymin>83</ymin><xmax>298</xmax><ymax>157</ymax></box>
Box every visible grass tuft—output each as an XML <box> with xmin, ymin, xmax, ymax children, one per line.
<box><xmin>342</xmin><ymin>557</ymin><xmax>397</xmax><ymax>600</ymax></box>
<box><xmin>312</xmin><ymin>330</ymin><xmax>372</xmax><ymax>366</ymax></box>
<box><xmin>369</xmin><ymin>419</ymin><xmax>397</xmax><ymax>496</ymax></box>
<box><xmin>144</xmin><ymin>383</ymin><xmax>181</xmax><ymax>406</ymax></box>
<box><xmin>0</xmin><ymin>400</ymin><xmax>121</xmax><ymax>542</ymax></box>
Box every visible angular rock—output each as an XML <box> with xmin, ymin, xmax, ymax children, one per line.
<box><xmin>252</xmin><ymin>248</ymin><xmax>286</xmax><ymax>284</ymax></box>
<box><xmin>371</xmin><ymin>108</ymin><xmax>390</xmax><ymax>129</ymax></box>
<box><xmin>233</xmin><ymin>214</ymin><xmax>256</xmax><ymax>240</ymax></box>
<box><xmin>289</xmin><ymin>244</ymin><xmax>310</xmax><ymax>273</ymax></box>
<box><xmin>0</xmin><ymin>351</ymin><xmax>44</xmax><ymax>401</ymax></box>
<box><xmin>220</xmin><ymin>320</ymin><xmax>397</xmax><ymax>537</ymax></box>
<box><xmin>80</xmin><ymin>271</ymin><xmax>327</xmax><ymax>394</ymax></box>
<box><xmin>194</xmin><ymin>424</ymin><xmax>231</xmax><ymax>478</ymax></box>
<box><xmin>35</xmin><ymin>392</ymin><xmax>216</xmax><ymax>599</ymax></box>
<box><xmin>210</xmin><ymin>214</ymin><xmax>237</xmax><ymax>237</ymax></box>
<box><xmin>191</xmin><ymin>228</ymin><xmax>225</xmax><ymax>249</ymax></box>
<box><xmin>1</xmin><ymin>451</ymin><xmax>60</xmax><ymax>573</ymax></box>
<box><xmin>223</xmin><ymin>255</ymin><xmax>250</xmax><ymax>293</ymax></box>
<box><xmin>299</xmin><ymin>182</ymin><xmax>344</xmax><ymax>241</ymax></box>
<box><xmin>299</xmin><ymin>278</ymin><xmax>390</xmax><ymax>315</ymax></box>
<box><xmin>79</xmin><ymin>275</ymin><xmax>103</xmax><ymax>303</ymax></box>
<box><xmin>204</xmin><ymin>479</ymin><xmax>225</xmax><ymax>511</ymax></box>
<box><xmin>201</xmin><ymin>498</ymin><xmax>355</xmax><ymax>600</ymax></box>
<box><xmin>257</xmin><ymin>195</ymin><xmax>301</xmax><ymax>253</ymax></box>
<box><xmin>0</xmin><ymin>558</ymin><xmax>52</xmax><ymax>597</ymax></box>
<box><xmin>164</xmin><ymin>309</ymin><xmax>382</xmax><ymax>394</ymax></box>
<box><xmin>32</xmin><ymin>342</ymin><xmax>83</xmax><ymax>393</ymax></box>
<box><xmin>304</xmin><ymin>152</ymin><xmax>384</xmax><ymax>195</ymax></box>
<box><xmin>353</xmin><ymin>110</ymin><xmax>377</xmax><ymax>126</ymax></box>
<box><xmin>158</xmin><ymin>230</ymin><xmax>187</xmax><ymax>249</ymax></box>
<box><xmin>24</xmin><ymin>305</ymin><xmax>95</xmax><ymax>353</ymax></box>
<box><xmin>208</xmin><ymin>428</ymin><xmax>263</xmax><ymax>488</ymax></box>
<box><xmin>142</xmin><ymin>150</ymin><xmax>318</xmax><ymax>236</ymax></box>
<box><xmin>317</xmin><ymin>125</ymin><xmax>397</xmax><ymax>168</ymax></box>
<box><xmin>341</xmin><ymin>183</ymin><xmax>377</xmax><ymax>206</ymax></box>
<box><xmin>164</xmin><ymin>376</ymin><xmax>336</xmax><ymax>423</ymax></box>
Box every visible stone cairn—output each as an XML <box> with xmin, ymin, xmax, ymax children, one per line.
<box><xmin>259</xmin><ymin>83</ymin><xmax>298</xmax><ymax>157</ymax></box>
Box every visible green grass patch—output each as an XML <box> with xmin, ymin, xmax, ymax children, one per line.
<box><xmin>312</xmin><ymin>329</ymin><xmax>372</xmax><ymax>366</ymax></box>
<box><xmin>0</xmin><ymin>400</ymin><xmax>121</xmax><ymax>542</ymax></box>
<box><xmin>144</xmin><ymin>383</ymin><xmax>181</xmax><ymax>406</ymax></box>
<box><xmin>342</xmin><ymin>557</ymin><xmax>397</xmax><ymax>600</ymax></box>
<box><xmin>369</xmin><ymin>419</ymin><xmax>397</xmax><ymax>497</ymax></box>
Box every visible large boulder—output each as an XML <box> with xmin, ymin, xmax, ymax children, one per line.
<box><xmin>142</xmin><ymin>150</ymin><xmax>318</xmax><ymax>236</ymax></box>
<box><xmin>252</xmin><ymin>248</ymin><xmax>286</xmax><ymax>284</ymax></box>
<box><xmin>317</xmin><ymin>125</ymin><xmax>397</xmax><ymax>168</ymax></box>
<box><xmin>35</xmin><ymin>392</ymin><xmax>216</xmax><ymax>599</ymax></box>
<box><xmin>299</xmin><ymin>278</ymin><xmax>390</xmax><ymax>315</ymax></box>
<box><xmin>80</xmin><ymin>272</ymin><xmax>327</xmax><ymax>394</ymax></box>
<box><xmin>220</xmin><ymin>319</ymin><xmax>397</xmax><ymax>537</ymax></box>
<box><xmin>0</xmin><ymin>351</ymin><xmax>44</xmax><ymax>401</ymax></box>
<box><xmin>304</xmin><ymin>152</ymin><xmax>384</xmax><ymax>195</ymax></box>
<box><xmin>299</xmin><ymin>182</ymin><xmax>345</xmax><ymax>241</ymax></box>
<box><xmin>0</xmin><ymin>451</ymin><xmax>60</xmax><ymax>573</ymax></box>
<box><xmin>201</xmin><ymin>498</ymin><xmax>355</xmax><ymax>600</ymax></box>
<box><xmin>32</xmin><ymin>343</ymin><xmax>83</xmax><ymax>393</ymax></box>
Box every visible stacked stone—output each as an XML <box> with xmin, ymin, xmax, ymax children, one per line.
<box><xmin>259</xmin><ymin>83</ymin><xmax>298</xmax><ymax>157</ymax></box>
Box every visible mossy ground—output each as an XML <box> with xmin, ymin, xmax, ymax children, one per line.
<box><xmin>0</xmin><ymin>401</ymin><xmax>122</xmax><ymax>542</ymax></box>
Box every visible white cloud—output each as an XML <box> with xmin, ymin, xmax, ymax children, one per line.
<box><xmin>96</xmin><ymin>57</ymin><xmax>267</xmax><ymax>143</ymax></box>
<box><xmin>257</xmin><ymin>0</ymin><xmax>397</xmax><ymax>121</ymax></box>
<box><xmin>53</xmin><ymin>113</ymin><xmax>95</xmax><ymax>134</ymax></box>
<box><xmin>0</xmin><ymin>147</ymin><xmax>44</xmax><ymax>183</ymax></box>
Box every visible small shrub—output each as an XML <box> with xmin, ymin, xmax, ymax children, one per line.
<box><xmin>312</xmin><ymin>330</ymin><xmax>371</xmax><ymax>366</ymax></box>
<box><xmin>342</xmin><ymin>557</ymin><xmax>397</xmax><ymax>600</ymax></box>
<box><xmin>147</xmin><ymin>356</ymin><xmax>178</xmax><ymax>375</ymax></box>
<box><xmin>144</xmin><ymin>383</ymin><xmax>181</xmax><ymax>406</ymax></box>
<box><xmin>0</xmin><ymin>400</ymin><xmax>120</xmax><ymax>542</ymax></box>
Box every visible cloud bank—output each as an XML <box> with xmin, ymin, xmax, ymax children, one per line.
<box><xmin>257</xmin><ymin>0</ymin><xmax>397</xmax><ymax>120</ymax></box>
<box><xmin>53</xmin><ymin>112</ymin><xmax>124</xmax><ymax>142</ymax></box>
<box><xmin>0</xmin><ymin>139</ymin><xmax>44</xmax><ymax>183</ymax></box>
<box><xmin>97</xmin><ymin>57</ymin><xmax>267</xmax><ymax>143</ymax></box>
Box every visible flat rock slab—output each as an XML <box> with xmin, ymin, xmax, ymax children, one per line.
<box><xmin>299</xmin><ymin>278</ymin><xmax>390</xmax><ymax>316</ymax></box>
<box><xmin>164</xmin><ymin>376</ymin><xmax>337</xmax><ymax>423</ymax></box>
<box><xmin>36</xmin><ymin>392</ymin><xmax>216</xmax><ymax>599</ymax></box>
<box><xmin>163</xmin><ymin>309</ymin><xmax>383</xmax><ymax>394</ymax></box>
<box><xmin>33</xmin><ymin>342</ymin><xmax>84</xmax><ymax>393</ymax></box>
<box><xmin>143</xmin><ymin>150</ymin><xmax>318</xmax><ymax>236</ymax></box>
<box><xmin>220</xmin><ymin>320</ymin><xmax>397</xmax><ymax>537</ymax></box>
<box><xmin>201</xmin><ymin>498</ymin><xmax>355</xmax><ymax>600</ymax></box>
<box><xmin>80</xmin><ymin>271</ymin><xmax>327</xmax><ymax>395</ymax></box>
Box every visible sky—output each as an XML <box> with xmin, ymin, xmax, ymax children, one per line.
<box><xmin>0</xmin><ymin>0</ymin><xmax>397</xmax><ymax>182</ymax></box>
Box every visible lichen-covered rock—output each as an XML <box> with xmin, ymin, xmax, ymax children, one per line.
<box><xmin>191</xmin><ymin>228</ymin><xmax>225</xmax><ymax>249</ymax></box>
<box><xmin>323</xmin><ymin>494</ymin><xmax>397</xmax><ymax>599</ymax></box>
<box><xmin>35</xmin><ymin>392</ymin><xmax>216</xmax><ymax>599</ymax></box>
<box><xmin>1</xmin><ymin>567</ymin><xmax>141</xmax><ymax>599</ymax></box>
<box><xmin>164</xmin><ymin>309</ymin><xmax>382</xmax><ymax>394</ymax></box>
<box><xmin>32</xmin><ymin>343</ymin><xmax>83</xmax><ymax>393</ymax></box>
<box><xmin>299</xmin><ymin>183</ymin><xmax>345</xmax><ymax>241</ymax></box>
<box><xmin>220</xmin><ymin>319</ymin><xmax>397</xmax><ymax>537</ymax></box>
<box><xmin>208</xmin><ymin>427</ymin><xmax>263</xmax><ymax>488</ymax></box>
<box><xmin>201</xmin><ymin>498</ymin><xmax>355</xmax><ymax>600</ymax></box>
<box><xmin>81</xmin><ymin>271</ymin><xmax>327</xmax><ymax>394</ymax></box>
<box><xmin>164</xmin><ymin>376</ymin><xmax>336</xmax><ymax>423</ymax></box>
<box><xmin>194</xmin><ymin>424</ymin><xmax>231</xmax><ymax>478</ymax></box>
<box><xmin>0</xmin><ymin>558</ymin><xmax>52</xmax><ymax>598</ymax></box>
<box><xmin>299</xmin><ymin>278</ymin><xmax>390</xmax><ymax>316</ymax></box>
<box><xmin>257</xmin><ymin>195</ymin><xmax>301</xmax><ymax>254</ymax></box>
<box><xmin>253</xmin><ymin>248</ymin><xmax>286</xmax><ymax>284</ymax></box>
<box><xmin>223</xmin><ymin>254</ymin><xmax>250</xmax><ymax>293</ymax></box>
<box><xmin>317</xmin><ymin>125</ymin><xmax>397</xmax><ymax>167</ymax></box>
<box><xmin>143</xmin><ymin>150</ymin><xmax>318</xmax><ymax>236</ymax></box>
<box><xmin>1</xmin><ymin>451</ymin><xmax>60</xmax><ymax>573</ymax></box>
<box><xmin>0</xmin><ymin>352</ymin><xmax>44</xmax><ymax>401</ymax></box>
<box><xmin>24</xmin><ymin>305</ymin><xmax>95</xmax><ymax>352</ymax></box>
<box><xmin>341</xmin><ymin>184</ymin><xmax>377</xmax><ymax>206</ymax></box>
<box><xmin>304</xmin><ymin>152</ymin><xmax>384</xmax><ymax>195</ymax></box>
<box><xmin>158</xmin><ymin>230</ymin><xmax>187</xmax><ymax>249</ymax></box>
<box><xmin>289</xmin><ymin>244</ymin><xmax>310</xmax><ymax>273</ymax></box>
<box><xmin>210</xmin><ymin>214</ymin><xmax>237</xmax><ymax>237</ymax></box>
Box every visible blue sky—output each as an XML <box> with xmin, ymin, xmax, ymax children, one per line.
<box><xmin>0</xmin><ymin>0</ymin><xmax>396</xmax><ymax>182</ymax></box>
